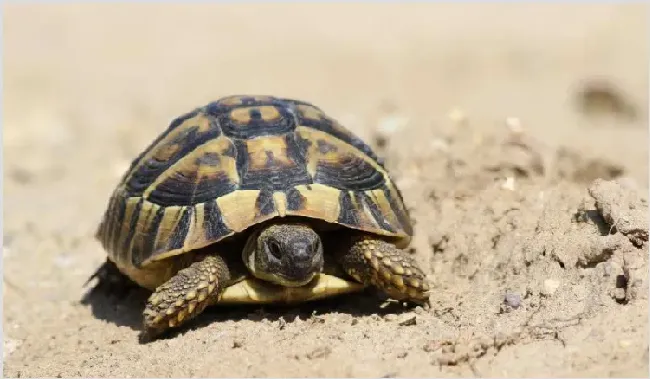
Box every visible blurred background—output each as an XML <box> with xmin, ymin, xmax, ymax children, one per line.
<box><xmin>4</xmin><ymin>3</ymin><xmax>648</xmax><ymax>185</ymax></box>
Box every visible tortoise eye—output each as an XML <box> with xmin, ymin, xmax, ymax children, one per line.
<box><xmin>267</xmin><ymin>241</ymin><xmax>282</xmax><ymax>260</ymax></box>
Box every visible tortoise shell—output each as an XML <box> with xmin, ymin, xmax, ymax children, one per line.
<box><xmin>96</xmin><ymin>95</ymin><xmax>412</xmax><ymax>271</ymax></box>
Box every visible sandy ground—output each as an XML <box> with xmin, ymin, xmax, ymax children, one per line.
<box><xmin>3</xmin><ymin>3</ymin><xmax>649</xmax><ymax>377</ymax></box>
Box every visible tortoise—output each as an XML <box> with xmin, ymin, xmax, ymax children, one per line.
<box><xmin>93</xmin><ymin>95</ymin><xmax>430</xmax><ymax>337</ymax></box>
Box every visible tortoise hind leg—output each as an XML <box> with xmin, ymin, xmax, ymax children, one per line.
<box><xmin>83</xmin><ymin>258</ymin><xmax>139</xmax><ymax>298</ymax></box>
<box><xmin>335</xmin><ymin>235</ymin><xmax>430</xmax><ymax>304</ymax></box>
<box><xmin>143</xmin><ymin>254</ymin><xmax>231</xmax><ymax>338</ymax></box>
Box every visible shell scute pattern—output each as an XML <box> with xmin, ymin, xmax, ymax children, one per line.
<box><xmin>96</xmin><ymin>95</ymin><xmax>412</xmax><ymax>270</ymax></box>
<box><xmin>123</xmin><ymin>111</ymin><xmax>221</xmax><ymax>197</ymax></box>
<box><xmin>291</xmin><ymin>103</ymin><xmax>385</xmax><ymax>168</ymax></box>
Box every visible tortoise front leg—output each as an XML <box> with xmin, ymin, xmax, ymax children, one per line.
<box><xmin>335</xmin><ymin>235</ymin><xmax>430</xmax><ymax>304</ymax></box>
<box><xmin>142</xmin><ymin>254</ymin><xmax>231</xmax><ymax>338</ymax></box>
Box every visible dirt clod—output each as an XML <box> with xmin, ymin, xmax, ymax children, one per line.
<box><xmin>504</xmin><ymin>292</ymin><xmax>522</xmax><ymax>308</ymax></box>
<box><xmin>588</xmin><ymin>178</ymin><xmax>648</xmax><ymax>247</ymax></box>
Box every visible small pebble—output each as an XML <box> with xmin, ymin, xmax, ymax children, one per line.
<box><xmin>351</xmin><ymin>319</ymin><xmax>358</xmax><ymax>326</ymax></box>
<box><xmin>232</xmin><ymin>339</ymin><xmax>243</xmax><ymax>348</ymax></box>
<box><xmin>501</xmin><ymin>176</ymin><xmax>516</xmax><ymax>191</ymax></box>
<box><xmin>505</xmin><ymin>117</ymin><xmax>524</xmax><ymax>134</ymax></box>
<box><xmin>398</xmin><ymin>316</ymin><xmax>417</xmax><ymax>326</ymax></box>
<box><xmin>504</xmin><ymin>292</ymin><xmax>521</xmax><ymax>308</ymax></box>
<box><xmin>306</xmin><ymin>346</ymin><xmax>331</xmax><ymax>359</ymax></box>
<box><xmin>542</xmin><ymin>279</ymin><xmax>560</xmax><ymax>296</ymax></box>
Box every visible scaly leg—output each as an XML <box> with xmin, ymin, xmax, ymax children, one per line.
<box><xmin>142</xmin><ymin>254</ymin><xmax>231</xmax><ymax>338</ymax></box>
<box><xmin>336</xmin><ymin>235</ymin><xmax>430</xmax><ymax>304</ymax></box>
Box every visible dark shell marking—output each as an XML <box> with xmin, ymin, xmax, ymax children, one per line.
<box><xmin>96</xmin><ymin>95</ymin><xmax>412</xmax><ymax>271</ymax></box>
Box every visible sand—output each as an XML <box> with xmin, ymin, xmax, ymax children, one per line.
<box><xmin>3</xmin><ymin>3</ymin><xmax>648</xmax><ymax>377</ymax></box>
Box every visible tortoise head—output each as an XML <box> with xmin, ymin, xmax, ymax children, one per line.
<box><xmin>243</xmin><ymin>222</ymin><xmax>324</xmax><ymax>287</ymax></box>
